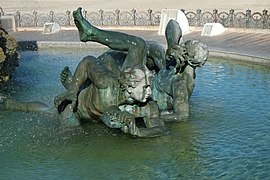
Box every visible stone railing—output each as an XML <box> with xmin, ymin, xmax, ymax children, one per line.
<box><xmin>185</xmin><ymin>9</ymin><xmax>270</xmax><ymax>29</ymax></box>
<box><xmin>1</xmin><ymin>8</ymin><xmax>270</xmax><ymax>29</ymax></box>
<box><xmin>14</xmin><ymin>9</ymin><xmax>161</xmax><ymax>27</ymax></box>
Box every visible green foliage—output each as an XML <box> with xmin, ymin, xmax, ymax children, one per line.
<box><xmin>0</xmin><ymin>28</ymin><xmax>19</xmax><ymax>84</ymax></box>
<box><xmin>0</xmin><ymin>47</ymin><xmax>6</xmax><ymax>63</ymax></box>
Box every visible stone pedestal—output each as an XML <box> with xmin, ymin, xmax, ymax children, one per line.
<box><xmin>201</xmin><ymin>23</ymin><xmax>225</xmax><ymax>36</ymax></box>
<box><xmin>0</xmin><ymin>15</ymin><xmax>18</xmax><ymax>32</ymax></box>
<box><xmin>43</xmin><ymin>22</ymin><xmax>61</xmax><ymax>34</ymax></box>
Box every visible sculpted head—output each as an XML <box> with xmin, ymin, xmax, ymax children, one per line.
<box><xmin>166</xmin><ymin>40</ymin><xmax>208</xmax><ymax>69</ymax></box>
<box><xmin>119</xmin><ymin>67</ymin><xmax>152</xmax><ymax>103</ymax></box>
<box><xmin>184</xmin><ymin>40</ymin><xmax>208</xmax><ymax>67</ymax></box>
<box><xmin>164</xmin><ymin>19</ymin><xmax>208</xmax><ymax>70</ymax></box>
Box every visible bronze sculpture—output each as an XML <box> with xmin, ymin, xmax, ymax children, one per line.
<box><xmin>70</xmin><ymin>7</ymin><xmax>208</xmax><ymax>121</ymax></box>
<box><xmin>3</xmin><ymin>7</ymin><xmax>208</xmax><ymax>137</ymax></box>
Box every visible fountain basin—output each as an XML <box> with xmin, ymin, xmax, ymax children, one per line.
<box><xmin>0</xmin><ymin>48</ymin><xmax>269</xmax><ymax>179</ymax></box>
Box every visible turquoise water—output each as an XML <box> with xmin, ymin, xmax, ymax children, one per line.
<box><xmin>0</xmin><ymin>49</ymin><xmax>270</xmax><ymax>179</ymax></box>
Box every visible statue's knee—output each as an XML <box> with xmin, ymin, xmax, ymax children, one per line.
<box><xmin>138</xmin><ymin>39</ymin><xmax>147</xmax><ymax>51</ymax></box>
<box><xmin>80</xmin><ymin>56</ymin><xmax>97</xmax><ymax>68</ymax></box>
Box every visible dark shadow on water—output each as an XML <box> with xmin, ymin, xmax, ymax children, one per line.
<box><xmin>17</xmin><ymin>41</ymin><xmax>38</xmax><ymax>51</ymax></box>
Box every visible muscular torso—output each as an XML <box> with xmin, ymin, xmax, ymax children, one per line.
<box><xmin>152</xmin><ymin>65</ymin><xmax>195</xmax><ymax>114</ymax></box>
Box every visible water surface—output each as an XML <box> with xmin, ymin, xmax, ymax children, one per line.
<box><xmin>0</xmin><ymin>49</ymin><xmax>269</xmax><ymax>179</ymax></box>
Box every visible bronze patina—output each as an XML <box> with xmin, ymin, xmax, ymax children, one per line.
<box><xmin>4</xmin><ymin>7</ymin><xmax>208</xmax><ymax>137</ymax></box>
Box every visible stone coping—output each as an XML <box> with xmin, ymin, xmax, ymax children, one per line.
<box><xmin>17</xmin><ymin>40</ymin><xmax>270</xmax><ymax>66</ymax></box>
<box><xmin>17</xmin><ymin>26</ymin><xmax>160</xmax><ymax>32</ymax></box>
<box><xmin>209</xmin><ymin>50</ymin><xmax>270</xmax><ymax>66</ymax></box>
<box><xmin>17</xmin><ymin>26</ymin><xmax>270</xmax><ymax>34</ymax></box>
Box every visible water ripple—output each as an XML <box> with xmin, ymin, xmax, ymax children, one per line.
<box><xmin>1</xmin><ymin>52</ymin><xmax>270</xmax><ymax>179</ymax></box>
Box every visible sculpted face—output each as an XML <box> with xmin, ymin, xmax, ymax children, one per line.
<box><xmin>120</xmin><ymin>68</ymin><xmax>152</xmax><ymax>103</ymax></box>
<box><xmin>129</xmin><ymin>74</ymin><xmax>151</xmax><ymax>102</ymax></box>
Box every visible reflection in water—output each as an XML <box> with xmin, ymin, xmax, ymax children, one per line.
<box><xmin>0</xmin><ymin>50</ymin><xmax>270</xmax><ymax>179</ymax></box>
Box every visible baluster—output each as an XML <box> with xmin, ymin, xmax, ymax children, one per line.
<box><xmin>33</xmin><ymin>11</ymin><xmax>37</xmax><ymax>26</ymax></box>
<box><xmin>99</xmin><ymin>9</ymin><xmax>104</xmax><ymax>25</ymax></box>
<box><xmin>245</xmin><ymin>9</ymin><xmax>251</xmax><ymax>28</ymax></box>
<box><xmin>131</xmin><ymin>9</ymin><xmax>136</xmax><ymax>25</ymax></box>
<box><xmin>262</xmin><ymin>9</ymin><xmax>268</xmax><ymax>29</ymax></box>
<box><xmin>50</xmin><ymin>11</ymin><xmax>54</xmax><ymax>22</ymax></box>
<box><xmin>15</xmin><ymin>11</ymin><xmax>21</xmax><ymax>27</ymax></box>
<box><xmin>148</xmin><ymin>9</ymin><xmax>152</xmax><ymax>25</ymax></box>
<box><xmin>181</xmin><ymin>8</ymin><xmax>185</xmax><ymax>14</ymax></box>
<box><xmin>115</xmin><ymin>9</ymin><xmax>120</xmax><ymax>26</ymax></box>
<box><xmin>66</xmin><ymin>10</ymin><xmax>71</xmax><ymax>26</ymax></box>
<box><xmin>196</xmin><ymin>9</ymin><xmax>202</xmax><ymax>27</ymax></box>
<box><xmin>229</xmin><ymin>9</ymin><xmax>234</xmax><ymax>27</ymax></box>
<box><xmin>213</xmin><ymin>9</ymin><xmax>218</xmax><ymax>23</ymax></box>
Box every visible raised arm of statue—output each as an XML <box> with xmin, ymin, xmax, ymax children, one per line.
<box><xmin>145</xmin><ymin>41</ymin><xmax>166</xmax><ymax>72</ymax></box>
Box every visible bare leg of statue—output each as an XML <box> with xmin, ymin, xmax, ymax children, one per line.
<box><xmin>73</xmin><ymin>7</ymin><xmax>147</xmax><ymax>69</ymax></box>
